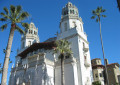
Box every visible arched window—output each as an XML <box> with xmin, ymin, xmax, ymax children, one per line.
<box><xmin>73</xmin><ymin>21</ymin><xmax>76</xmax><ymax>28</ymax></box>
<box><xmin>84</xmin><ymin>56</ymin><xmax>87</xmax><ymax>60</ymax></box>
<box><xmin>29</xmin><ymin>30</ymin><xmax>30</xmax><ymax>34</ymax></box>
<box><xmin>28</xmin><ymin>41</ymin><xmax>31</xmax><ymax>46</ymax></box>
<box><xmin>83</xmin><ymin>42</ymin><xmax>85</xmax><ymax>48</ymax></box>
<box><xmin>31</xmin><ymin>30</ymin><xmax>33</xmax><ymax>34</ymax></box>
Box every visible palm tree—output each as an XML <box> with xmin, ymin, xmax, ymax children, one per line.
<box><xmin>54</xmin><ymin>39</ymin><xmax>72</xmax><ymax>85</ymax></box>
<box><xmin>0</xmin><ymin>63</ymin><xmax>2</xmax><ymax>74</ymax></box>
<box><xmin>91</xmin><ymin>7</ymin><xmax>109</xmax><ymax>85</ymax></box>
<box><xmin>117</xmin><ymin>0</ymin><xmax>120</xmax><ymax>11</ymax></box>
<box><xmin>0</xmin><ymin>5</ymin><xmax>29</xmax><ymax>85</ymax></box>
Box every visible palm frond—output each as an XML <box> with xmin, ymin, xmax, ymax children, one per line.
<box><xmin>9</xmin><ymin>61</ymin><xmax>12</xmax><ymax>64</ymax></box>
<box><xmin>3</xmin><ymin>7</ymin><xmax>9</xmax><ymax>15</ymax></box>
<box><xmin>91</xmin><ymin>6</ymin><xmax>106</xmax><ymax>22</ymax></box>
<box><xmin>0</xmin><ymin>24</ymin><xmax>7</xmax><ymax>31</ymax></box>
<box><xmin>0</xmin><ymin>18</ymin><xmax>7</xmax><ymax>22</ymax></box>
<box><xmin>9</xmin><ymin>58</ymin><xmax>12</xmax><ymax>64</ymax></box>
<box><xmin>15</xmin><ymin>5</ymin><xmax>22</xmax><ymax>18</ymax></box>
<box><xmin>54</xmin><ymin>39</ymin><xmax>72</xmax><ymax>56</ymax></box>
<box><xmin>91</xmin><ymin>16</ymin><xmax>96</xmax><ymax>19</ymax></box>
<box><xmin>102</xmin><ymin>15</ymin><xmax>106</xmax><ymax>17</ymax></box>
<box><xmin>17</xmin><ymin>12</ymin><xmax>29</xmax><ymax>22</ymax></box>
<box><xmin>10</xmin><ymin>5</ymin><xmax>15</xmax><ymax>14</ymax></box>
<box><xmin>15</xmin><ymin>25</ymin><xmax>25</xmax><ymax>34</ymax></box>
<box><xmin>92</xmin><ymin>10</ymin><xmax>96</xmax><ymax>15</ymax></box>
<box><xmin>21</xmin><ymin>23</ymin><xmax>29</xmax><ymax>29</ymax></box>
<box><xmin>96</xmin><ymin>7</ymin><xmax>100</xmax><ymax>13</ymax></box>
<box><xmin>96</xmin><ymin>18</ymin><xmax>99</xmax><ymax>22</ymax></box>
<box><xmin>101</xmin><ymin>9</ymin><xmax>106</xmax><ymax>13</ymax></box>
<box><xmin>16</xmin><ymin>5</ymin><xmax>22</xmax><ymax>13</ymax></box>
<box><xmin>0</xmin><ymin>12</ymin><xmax>10</xmax><ymax>20</ymax></box>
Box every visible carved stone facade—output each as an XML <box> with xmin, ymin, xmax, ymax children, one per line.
<box><xmin>9</xmin><ymin>2</ymin><xmax>92</xmax><ymax>85</ymax></box>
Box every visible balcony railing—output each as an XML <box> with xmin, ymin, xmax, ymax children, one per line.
<box><xmin>83</xmin><ymin>46</ymin><xmax>89</xmax><ymax>52</ymax></box>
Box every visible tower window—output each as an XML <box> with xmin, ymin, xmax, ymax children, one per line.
<box><xmin>28</xmin><ymin>41</ymin><xmax>31</xmax><ymax>46</ymax></box>
<box><xmin>95</xmin><ymin>74</ymin><xmax>98</xmax><ymax>78</ymax></box>
<box><xmin>70</xmin><ymin>10</ymin><xmax>74</xmax><ymax>14</ymax></box>
<box><xmin>80</xmin><ymin>24</ymin><xmax>83</xmax><ymax>32</ymax></box>
<box><xmin>99</xmin><ymin>73</ymin><xmax>102</xmax><ymax>77</ymax></box>
<box><xmin>29</xmin><ymin>30</ymin><xmax>30</xmax><ymax>34</ymax></box>
<box><xmin>63</xmin><ymin>10</ymin><xmax>68</xmax><ymax>15</ymax></box>
<box><xmin>73</xmin><ymin>21</ymin><xmax>76</xmax><ymax>28</ymax></box>
<box><xmin>83</xmin><ymin>42</ymin><xmax>85</xmax><ymax>48</ymax></box>
<box><xmin>31</xmin><ymin>24</ymin><xmax>34</xmax><ymax>28</ymax></box>
<box><xmin>84</xmin><ymin>56</ymin><xmax>87</xmax><ymax>60</ymax></box>
<box><xmin>64</xmin><ymin>23</ymin><xmax>67</xmax><ymax>31</ymax></box>
<box><xmin>34</xmin><ymin>31</ymin><xmax>35</xmax><ymax>34</ymax></box>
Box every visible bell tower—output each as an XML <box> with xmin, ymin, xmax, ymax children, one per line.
<box><xmin>59</xmin><ymin>2</ymin><xmax>84</xmax><ymax>34</ymax></box>
<box><xmin>20</xmin><ymin>22</ymin><xmax>40</xmax><ymax>51</ymax></box>
<box><xmin>57</xmin><ymin>2</ymin><xmax>93</xmax><ymax>85</ymax></box>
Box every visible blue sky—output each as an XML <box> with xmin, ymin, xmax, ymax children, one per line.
<box><xmin>0</xmin><ymin>0</ymin><xmax>120</xmax><ymax>84</ymax></box>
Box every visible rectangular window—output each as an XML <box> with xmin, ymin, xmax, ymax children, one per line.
<box><xmin>99</xmin><ymin>73</ymin><xmax>102</xmax><ymax>77</ymax></box>
<box><xmin>95</xmin><ymin>74</ymin><xmax>98</xmax><ymax>78</ymax></box>
<box><xmin>28</xmin><ymin>41</ymin><xmax>31</xmax><ymax>46</ymax></box>
<box><xmin>118</xmin><ymin>75</ymin><xmax>120</xmax><ymax>83</ymax></box>
<box><xmin>64</xmin><ymin>23</ymin><xmax>67</xmax><ymax>31</ymax></box>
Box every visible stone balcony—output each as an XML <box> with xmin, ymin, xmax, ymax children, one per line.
<box><xmin>83</xmin><ymin>46</ymin><xmax>89</xmax><ymax>52</ymax></box>
<box><xmin>55</xmin><ymin>57</ymin><xmax>77</xmax><ymax>66</ymax></box>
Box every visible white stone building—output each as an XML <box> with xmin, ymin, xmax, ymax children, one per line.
<box><xmin>9</xmin><ymin>2</ymin><xmax>93</xmax><ymax>85</ymax></box>
<box><xmin>91</xmin><ymin>58</ymin><xmax>105</xmax><ymax>85</ymax></box>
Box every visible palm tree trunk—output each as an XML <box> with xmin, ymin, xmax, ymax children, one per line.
<box><xmin>61</xmin><ymin>54</ymin><xmax>65</xmax><ymax>85</ymax></box>
<box><xmin>1</xmin><ymin>26</ymin><xmax>15</xmax><ymax>85</ymax></box>
<box><xmin>99</xmin><ymin>20</ymin><xmax>109</xmax><ymax>85</ymax></box>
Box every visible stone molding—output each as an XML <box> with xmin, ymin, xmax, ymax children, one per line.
<box><xmin>63</xmin><ymin>33</ymin><xmax>89</xmax><ymax>44</ymax></box>
<box><xmin>55</xmin><ymin>57</ymin><xmax>77</xmax><ymax>66</ymax></box>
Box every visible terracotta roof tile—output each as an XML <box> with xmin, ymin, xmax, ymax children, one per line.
<box><xmin>92</xmin><ymin>65</ymin><xmax>104</xmax><ymax>69</ymax></box>
<box><xmin>107</xmin><ymin>63</ymin><xmax>119</xmax><ymax>67</ymax></box>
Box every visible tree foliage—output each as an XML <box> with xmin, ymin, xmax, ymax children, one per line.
<box><xmin>54</xmin><ymin>39</ymin><xmax>72</xmax><ymax>85</ymax></box>
<box><xmin>92</xmin><ymin>81</ymin><xmax>101</xmax><ymax>85</ymax></box>
<box><xmin>0</xmin><ymin>5</ymin><xmax>30</xmax><ymax>34</ymax></box>
<box><xmin>117</xmin><ymin>0</ymin><xmax>120</xmax><ymax>11</ymax></box>
<box><xmin>91</xmin><ymin>6</ymin><xmax>109</xmax><ymax>85</ymax></box>
<box><xmin>0</xmin><ymin>5</ymin><xmax>29</xmax><ymax>85</ymax></box>
<box><xmin>91</xmin><ymin>6</ymin><xmax>106</xmax><ymax>22</ymax></box>
<box><xmin>54</xmin><ymin>39</ymin><xmax>72</xmax><ymax>58</ymax></box>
